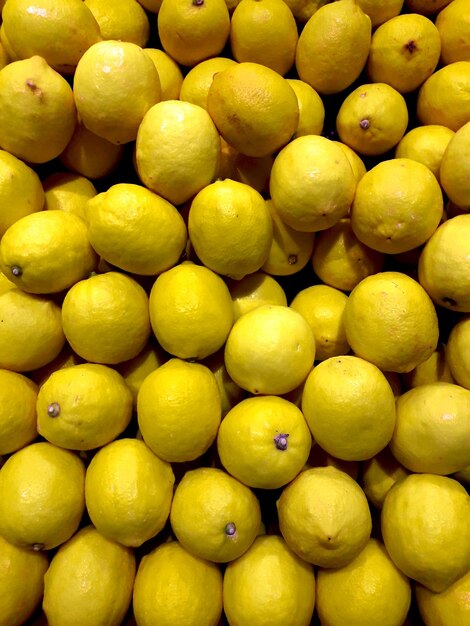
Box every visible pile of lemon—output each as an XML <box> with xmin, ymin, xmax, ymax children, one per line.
<box><xmin>1</xmin><ymin>0</ymin><xmax>470</xmax><ymax>624</ymax></box>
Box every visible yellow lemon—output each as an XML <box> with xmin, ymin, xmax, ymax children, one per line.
<box><xmin>62</xmin><ymin>271</ymin><xmax>151</xmax><ymax>364</ymax></box>
<box><xmin>312</xmin><ymin>218</ymin><xmax>384</xmax><ymax>292</ymax></box>
<box><xmin>343</xmin><ymin>271</ymin><xmax>439</xmax><ymax>373</ymax></box>
<box><xmin>454</xmin><ymin>464</ymin><xmax>470</xmax><ymax>485</ymax></box>
<box><xmin>269</xmin><ymin>135</ymin><xmax>356</xmax><ymax>232</ymax></box>
<box><xmin>336</xmin><ymin>82</ymin><xmax>409</xmax><ymax>156</ymax></box>
<box><xmin>0</xmin><ymin>23</ymin><xmax>18</xmax><ymax>62</ymax></box>
<box><xmin>0</xmin><ymin>56</ymin><xmax>76</xmax><ymax>163</ymax></box>
<box><xmin>84</xmin><ymin>0</ymin><xmax>150</xmax><ymax>47</ymax></box>
<box><xmin>170</xmin><ymin>467</ymin><xmax>261</xmax><ymax>563</ymax></box>
<box><xmin>43</xmin><ymin>525</ymin><xmax>136</xmax><ymax>626</ymax></box>
<box><xmin>228</xmin><ymin>271</ymin><xmax>287</xmax><ymax>320</ymax></box>
<box><xmin>229</xmin><ymin>0</ymin><xmax>298</xmax><ymax>76</ymax></box>
<box><xmin>29</xmin><ymin>343</ymin><xmax>84</xmax><ymax>388</ymax></box>
<box><xmin>415</xmin><ymin>568</ymin><xmax>470</xmax><ymax>626</ymax></box>
<box><xmin>85</xmin><ymin>438</ymin><xmax>174</xmax><ymax>547</ymax></box>
<box><xmin>158</xmin><ymin>0</ymin><xmax>230</xmax><ymax>67</ymax></box>
<box><xmin>136</xmin><ymin>99</ymin><xmax>220</xmax><ymax>206</ymax></box>
<box><xmin>144</xmin><ymin>48</ymin><xmax>183</xmax><ymax>101</ymax></box>
<box><xmin>43</xmin><ymin>172</ymin><xmax>97</xmax><ymax>221</ymax></box>
<box><xmin>225</xmin><ymin>304</ymin><xmax>316</xmax><ymax>395</ymax></box>
<box><xmin>179</xmin><ymin>57</ymin><xmax>237</xmax><ymax>110</ymax></box>
<box><xmin>367</xmin><ymin>13</ymin><xmax>441</xmax><ymax>94</ymax></box>
<box><xmin>355</xmin><ymin>0</ymin><xmax>404</xmax><ymax>27</ymax></box>
<box><xmin>361</xmin><ymin>447</ymin><xmax>409</xmax><ymax>510</ymax></box>
<box><xmin>217</xmin><ymin>395</ymin><xmax>312</xmax><ymax>489</ymax></box>
<box><xmin>418</xmin><ymin>214</ymin><xmax>470</xmax><ymax>312</ymax></box>
<box><xmin>350</xmin><ymin>158</ymin><xmax>443</xmax><ymax>255</ymax></box>
<box><xmin>282</xmin><ymin>0</ymin><xmax>328</xmax><ymax>23</ymax></box>
<box><xmin>315</xmin><ymin>539</ymin><xmax>412</xmax><ymax>626</ymax></box>
<box><xmin>295</xmin><ymin>0</ymin><xmax>371</xmax><ymax>95</ymax></box>
<box><xmin>149</xmin><ymin>263</ymin><xmax>233</xmax><ymax>360</ymax></box>
<box><xmin>0</xmin><ymin>370</ymin><xmax>38</xmax><ymax>456</ymax></box>
<box><xmin>403</xmin><ymin>343</ymin><xmax>455</xmax><ymax>388</ymax></box>
<box><xmin>0</xmin><ymin>534</ymin><xmax>48</xmax><ymax>626</ymax></box>
<box><xmin>0</xmin><ymin>441</ymin><xmax>85</xmax><ymax>550</ymax></box>
<box><xmin>395</xmin><ymin>125</ymin><xmax>454</xmax><ymax>183</ymax></box>
<box><xmin>0</xmin><ymin>149</ymin><xmax>44</xmax><ymax>238</ymax></box>
<box><xmin>290</xmin><ymin>285</ymin><xmax>350</xmax><ymax>361</ymax></box>
<box><xmin>207</xmin><ymin>61</ymin><xmax>299</xmax><ymax>157</ymax></box>
<box><xmin>306</xmin><ymin>444</ymin><xmax>359</xmax><ymax>480</ymax></box>
<box><xmin>223</xmin><ymin>535</ymin><xmax>316</xmax><ymax>626</ymax></box>
<box><xmin>36</xmin><ymin>363</ymin><xmax>133</xmax><ymax>451</ymax></box>
<box><xmin>1</xmin><ymin>0</ymin><xmax>101</xmax><ymax>74</ymax></box>
<box><xmin>188</xmin><ymin>179</ymin><xmax>272</xmax><ymax>279</ymax></box>
<box><xmin>0</xmin><ymin>210</ymin><xmax>97</xmax><ymax>294</ymax></box>
<box><xmin>302</xmin><ymin>355</ymin><xmax>396</xmax><ymax>461</ymax></box>
<box><xmin>436</xmin><ymin>0</ymin><xmax>470</xmax><ymax>65</ymax></box>
<box><xmin>440</xmin><ymin>120</ymin><xmax>470</xmax><ymax>208</ymax></box>
<box><xmin>0</xmin><ymin>289</ymin><xmax>65</xmax><ymax>373</ymax></box>
<box><xmin>218</xmin><ymin>137</ymin><xmax>274</xmax><ymax>194</ymax></box>
<box><xmin>277</xmin><ymin>466</ymin><xmax>372</xmax><ymax>568</ymax></box>
<box><xmin>447</xmin><ymin>315</ymin><xmax>470</xmax><ymax>389</ymax></box>
<box><xmin>287</xmin><ymin>79</ymin><xmax>325</xmax><ymax>138</ymax></box>
<box><xmin>406</xmin><ymin>0</ymin><xmax>452</xmax><ymax>15</ymax></box>
<box><xmin>137</xmin><ymin>358</ymin><xmax>222</xmax><ymax>463</ymax></box>
<box><xmin>417</xmin><ymin>61</ymin><xmax>470</xmax><ymax>131</ymax></box>
<box><xmin>74</xmin><ymin>40</ymin><xmax>161</xmax><ymax>145</ymax></box>
<box><xmin>202</xmin><ymin>349</ymin><xmax>245</xmax><ymax>416</ymax></box>
<box><xmin>333</xmin><ymin>141</ymin><xmax>367</xmax><ymax>183</ymax></box>
<box><xmin>137</xmin><ymin>0</ymin><xmax>162</xmax><ymax>11</ymax></box>
<box><xmin>60</xmin><ymin>122</ymin><xmax>124</xmax><ymax>180</ymax></box>
<box><xmin>0</xmin><ymin>40</ymin><xmax>10</xmax><ymax>70</ymax></box>
<box><xmin>133</xmin><ymin>541</ymin><xmax>223</xmax><ymax>626</ymax></box>
<box><xmin>116</xmin><ymin>340</ymin><xmax>167</xmax><ymax>406</ymax></box>
<box><xmin>381</xmin><ymin>473</ymin><xmax>470</xmax><ymax>592</ymax></box>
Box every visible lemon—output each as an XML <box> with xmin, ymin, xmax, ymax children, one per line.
<box><xmin>315</xmin><ymin>539</ymin><xmax>412</xmax><ymax>626</ymax></box>
<box><xmin>0</xmin><ymin>272</ymin><xmax>16</xmax><ymax>295</ymax></box>
<box><xmin>60</xmin><ymin>122</ymin><xmax>124</xmax><ymax>180</ymax></box>
<box><xmin>454</xmin><ymin>465</ymin><xmax>470</xmax><ymax>485</ymax></box>
<box><xmin>36</xmin><ymin>363</ymin><xmax>133</xmax><ymax>451</ymax></box>
<box><xmin>230</xmin><ymin>0</ymin><xmax>298</xmax><ymax>76</ymax></box>
<box><xmin>62</xmin><ymin>271</ymin><xmax>151</xmax><ymax>364</ymax></box>
<box><xmin>436</xmin><ymin>0</ymin><xmax>470</xmax><ymax>65</ymax></box>
<box><xmin>1</xmin><ymin>0</ymin><xmax>101</xmax><ymax>74</ymax></box>
<box><xmin>74</xmin><ymin>40</ymin><xmax>161</xmax><ymax>145</ymax></box>
<box><xmin>43</xmin><ymin>525</ymin><xmax>136</xmax><ymax>626</ymax></box>
<box><xmin>418</xmin><ymin>214</ymin><xmax>470</xmax><ymax>312</ymax></box>
<box><xmin>395</xmin><ymin>125</ymin><xmax>454</xmax><ymax>184</ymax></box>
<box><xmin>116</xmin><ymin>340</ymin><xmax>167</xmax><ymax>406</ymax></box>
<box><xmin>0</xmin><ymin>370</ymin><xmax>37</xmax><ymax>456</ymax></box>
<box><xmin>0</xmin><ymin>40</ymin><xmax>10</xmax><ymax>70</ymax></box>
<box><xmin>287</xmin><ymin>79</ymin><xmax>325</xmax><ymax>138</ymax></box>
<box><xmin>202</xmin><ymin>349</ymin><xmax>245</xmax><ymax>416</ymax></box>
<box><xmin>295</xmin><ymin>0</ymin><xmax>371</xmax><ymax>95</ymax></box>
<box><xmin>290</xmin><ymin>285</ymin><xmax>350</xmax><ymax>361</ymax></box>
<box><xmin>355</xmin><ymin>0</ymin><xmax>404</xmax><ymax>27</ymax></box>
<box><xmin>170</xmin><ymin>467</ymin><xmax>261</xmax><ymax>563</ymax></box>
<box><xmin>217</xmin><ymin>395</ymin><xmax>312</xmax><ymax>489</ymax></box>
<box><xmin>312</xmin><ymin>218</ymin><xmax>384</xmax><ymax>292</ymax></box>
<box><xmin>0</xmin><ymin>24</ymin><xmax>18</xmax><ymax>62</ymax></box>
<box><xmin>343</xmin><ymin>271</ymin><xmax>439</xmax><ymax>373</ymax></box>
<box><xmin>136</xmin><ymin>99</ymin><xmax>220</xmax><ymax>206</ymax></box>
<box><xmin>0</xmin><ymin>441</ymin><xmax>85</xmax><ymax>550</ymax></box>
<box><xmin>282</xmin><ymin>0</ymin><xmax>327</xmax><ymax>22</ymax></box>
<box><xmin>133</xmin><ymin>541</ymin><xmax>223</xmax><ymax>626</ymax></box>
<box><xmin>207</xmin><ymin>61</ymin><xmax>299</xmax><ymax>157</ymax></box>
<box><xmin>179</xmin><ymin>57</ymin><xmax>237</xmax><ymax>110</ymax></box>
<box><xmin>336</xmin><ymin>82</ymin><xmax>409</xmax><ymax>156</ymax></box>
<box><xmin>158</xmin><ymin>0</ymin><xmax>230</xmax><ymax>67</ymax></box>
<box><xmin>0</xmin><ymin>56</ymin><xmax>76</xmax><ymax>163</ymax></box>
<box><xmin>417</xmin><ymin>61</ymin><xmax>470</xmax><ymax>131</ymax></box>
<box><xmin>225</xmin><ymin>304</ymin><xmax>315</xmax><ymax>395</ymax></box>
<box><xmin>43</xmin><ymin>172</ymin><xmax>96</xmax><ymax>221</ymax></box>
<box><xmin>390</xmin><ymin>382</ymin><xmax>470</xmax><ymax>475</ymax></box>
<box><xmin>361</xmin><ymin>447</ymin><xmax>409</xmax><ymax>510</ymax></box>
<box><xmin>144</xmin><ymin>48</ymin><xmax>183</xmax><ymax>101</ymax></box>
<box><xmin>440</xmin><ymin>120</ymin><xmax>470</xmax><ymax>208</ymax></box>
<box><xmin>137</xmin><ymin>358</ymin><xmax>222</xmax><ymax>462</ymax></box>
<box><xmin>188</xmin><ymin>179</ymin><xmax>272</xmax><ymax>279</ymax></box>
<box><xmin>218</xmin><ymin>137</ymin><xmax>274</xmax><ymax>194</ymax></box>
<box><xmin>223</xmin><ymin>535</ymin><xmax>316</xmax><ymax>626</ymax></box>
<box><xmin>0</xmin><ymin>534</ymin><xmax>48</xmax><ymax>626</ymax></box>
<box><xmin>406</xmin><ymin>0</ymin><xmax>452</xmax><ymax>15</ymax></box>
<box><xmin>0</xmin><ymin>288</ymin><xmax>65</xmax><ymax>373</ymax></box>
<box><xmin>84</xmin><ymin>0</ymin><xmax>150</xmax><ymax>47</ymax></box>
<box><xmin>403</xmin><ymin>343</ymin><xmax>455</xmax><ymax>388</ymax></box>
<box><xmin>334</xmin><ymin>141</ymin><xmax>367</xmax><ymax>183</ymax></box>
<box><xmin>415</xmin><ymin>568</ymin><xmax>470</xmax><ymax>626</ymax></box>
<box><xmin>269</xmin><ymin>135</ymin><xmax>356</xmax><ymax>233</ymax></box>
<box><xmin>277</xmin><ymin>466</ymin><xmax>372</xmax><ymax>568</ymax></box>
<box><xmin>447</xmin><ymin>315</ymin><xmax>470</xmax><ymax>389</ymax></box>
<box><xmin>367</xmin><ymin>14</ymin><xmax>441</xmax><ymax>94</ymax></box>
<box><xmin>149</xmin><ymin>263</ymin><xmax>233</xmax><ymax>360</ymax></box>
<box><xmin>30</xmin><ymin>343</ymin><xmax>84</xmax><ymax>388</ymax></box>
<box><xmin>0</xmin><ymin>210</ymin><xmax>97</xmax><ymax>294</ymax></box>
<box><xmin>228</xmin><ymin>270</ymin><xmax>287</xmax><ymax>320</ymax></box>
<box><xmin>381</xmin><ymin>473</ymin><xmax>470</xmax><ymax>592</ymax></box>
<box><xmin>137</xmin><ymin>0</ymin><xmax>162</xmax><ymax>11</ymax></box>
<box><xmin>306</xmin><ymin>444</ymin><xmax>360</xmax><ymax>480</ymax></box>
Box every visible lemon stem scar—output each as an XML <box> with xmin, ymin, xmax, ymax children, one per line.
<box><xmin>192</xmin><ymin>0</ymin><xmax>204</xmax><ymax>5</ymax></box>
<box><xmin>359</xmin><ymin>119</ymin><xmax>370</xmax><ymax>129</ymax></box>
<box><xmin>47</xmin><ymin>402</ymin><xmax>61</xmax><ymax>418</ymax></box>
<box><xmin>10</xmin><ymin>265</ymin><xmax>22</xmax><ymax>277</ymax></box>
<box><xmin>32</xmin><ymin>543</ymin><xmax>45</xmax><ymax>551</ymax></box>
<box><xmin>225</xmin><ymin>522</ymin><xmax>237</xmax><ymax>537</ymax></box>
<box><xmin>288</xmin><ymin>255</ymin><xmax>298</xmax><ymax>265</ymax></box>
<box><xmin>274</xmin><ymin>433</ymin><xmax>289</xmax><ymax>451</ymax></box>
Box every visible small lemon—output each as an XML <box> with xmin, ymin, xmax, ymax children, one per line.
<box><xmin>149</xmin><ymin>263</ymin><xmax>234</xmax><ymax>360</ymax></box>
<box><xmin>179</xmin><ymin>57</ymin><xmax>237</xmax><ymax>110</ymax></box>
<box><xmin>306</xmin><ymin>444</ymin><xmax>359</xmax><ymax>480</ymax></box>
<box><xmin>228</xmin><ymin>271</ymin><xmax>287</xmax><ymax>320</ymax></box>
<box><xmin>73</xmin><ymin>40</ymin><xmax>161</xmax><ymax>145</ymax></box>
<box><xmin>395</xmin><ymin>125</ymin><xmax>454</xmax><ymax>183</ymax></box>
<box><xmin>381</xmin><ymin>473</ymin><xmax>470</xmax><ymax>592</ymax></box>
<box><xmin>0</xmin><ymin>23</ymin><xmax>18</xmax><ymax>62</ymax></box>
<box><xmin>170</xmin><ymin>467</ymin><xmax>261</xmax><ymax>563</ymax></box>
<box><xmin>287</xmin><ymin>79</ymin><xmax>325</xmax><ymax>138</ymax></box>
<box><xmin>223</xmin><ymin>535</ymin><xmax>316</xmax><ymax>626</ymax></box>
<box><xmin>333</xmin><ymin>141</ymin><xmax>367</xmax><ymax>183</ymax></box>
<box><xmin>84</xmin><ymin>0</ymin><xmax>150</xmax><ymax>47</ymax></box>
<box><xmin>43</xmin><ymin>525</ymin><xmax>136</xmax><ymax>626</ymax></box>
<box><xmin>282</xmin><ymin>0</ymin><xmax>328</xmax><ymax>23</ymax></box>
<box><xmin>29</xmin><ymin>343</ymin><xmax>84</xmax><ymax>388</ymax></box>
<box><xmin>137</xmin><ymin>0</ymin><xmax>162</xmax><ymax>11</ymax></box>
<box><xmin>137</xmin><ymin>358</ymin><xmax>222</xmax><ymax>462</ymax></box>
<box><xmin>133</xmin><ymin>541</ymin><xmax>223</xmax><ymax>626</ymax></box>
<box><xmin>403</xmin><ymin>343</ymin><xmax>455</xmax><ymax>388</ymax></box>
<box><xmin>202</xmin><ymin>349</ymin><xmax>245</xmax><ymax>416</ymax></box>
<box><xmin>447</xmin><ymin>315</ymin><xmax>470</xmax><ymax>389</ymax></box>
<box><xmin>355</xmin><ymin>0</ymin><xmax>404</xmax><ymax>27</ymax></box>
<box><xmin>225</xmin><ymin>304</ymin><xmax>316</xmax><ymax>395</ymax></box>
<box><xmin>277</xmin><ymin>466</ymin><xmax>372</xmax><ymax>568</ymax></box>
<box><xmin>440</xmin><ymin>120</ymin><xmax>470</xmax><ymax>208</ymax></box>
<box><xmin>315</xmin><ymin>539</ymin><xmax>412</xmax><ymax>626</ymax></box>
<box><xmin>144</xmin><ymin>48</ymin><xmax>184</xmax><ymax>101</ymax></box>
<box><xmin>436</xmin><ymin>0</ymin><xmax>470</xmax><ymax>65</ymax></box>
<box><xmin>116</xmin><ymin>340</ymin><xmax>167</xmax><ymax>406</ymax></box>
<box><xmin>0</xmin><ymin>370</ymin><xmax>38</xmax><ymax>456</ymax></box>
<box><xmin>269</xmin><ymin>135</ymin><xmax>356</xmax><ymax>232</ymax></box>
<box><xmin>343</xmin><ymin>271</ymin><xmax>439</xmax><ymax>373</ymax></box>
<box><xmin>61</xmin><ymin>271</ymin><xmax>151</xmax><ymax>364</ymax></box>
<box><xmin>218</xmin><ymin>137</ymin><xmax>274</xmax><ymax>194</ymax></box>
<box><xmin>43</xmin><ymin>172</ymin><xmax>97</xmax><ymax>221</ymax></box>
<box><xmin>361</xmin><ymin>447</ymin><xmax>409</xmax><ymax>510</ymax></box>
<box><xmin>336</xmin><ymin>82</ymin><xmax>409</xmax><ymax>156</ymax></box>
<box><xmin>295</xmin><ymin>0</ymin><xmax>371</xmax><ymax>95</ymax></box>
<box><xmin>0</xmin><ymin>441</ymin><xmax>85</xmax><ymax>550</ymax></box>
<box><xmin>406</xmin><ymin>0</ymin><xmax>452</xmax><ymax>15</ymax></box>
<box><xmin>415</xmin><ymin>568</ymin><xmax>470</xmax><ymax>626</ymax></box>
<box><xmin>0</xmin><ymin>40</ymin><xmax>10</xmax><ymax>70</ymax></box>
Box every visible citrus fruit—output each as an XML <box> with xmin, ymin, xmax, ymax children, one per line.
<box><xmin>282</xmin><ymin>0</ymin><xmax>328</xmax><ymax>23</ymax></box>
<box><xmin>84</xmin><ymin>0</ymin><xmax>150</xmax><ymax>47</ymax></box>
<box><xmin>179</xmin><ymin>57</ymin><xmax>236</xmax><ymax>110</ymax></box>
<box><xmin>405</xmin><ymin>0</ymin><xmax>452</xmax><ymax>14</ymax></box>
<box><xmin>202</xmin><ymin>349</ymin><xmax>245</xmax><ymax>417</ymax></box>
<box><xmin>415</xmin><ymin>568</ymin><xmax>470</xmax><ymax>626</ymax></box>
<box><xmin>361</xmin><ymin>447</ymin><xmax>409</xmax><ymax>510</ymax></box>
<box><xmin>228</xmin><ymin>271</ymin><xmax>287</xmax><ymax>320</ymax></box>
<box><xmin>403</xmin><ymin>343</ymin><xmax>455</xmax><ymax>388</ymax></box>
<box><xmin>440</xmin><ymin>120</ymin><xmax>470</xmax><ymax>208</ymax></box>
<box><xmin>447</xmin><ymin>315</ymin><xmax>470</xmax><ymax>389</ymax></box>
<box><xmin>43</xmin><ymin>172</ymin><xmax>97</xmax><ymax>221</ymax></box>
<box><xmin>0</xmin><ymin>369</ymin><xmax>38</xmax><ymax>456</ymax></box>
<box><xmin>355</xmin><ymin>0</ymin><xmax>404</xmax><ymax>26</ymax></box>
<box><xmin>435</xmin><ymin>0</ymin><xmax>470</xmax><ymax>65</ymax></box>
<box><xmin>116</xmin><ymin>340</ymin><xmax>167</xmax><ymax>406</ymax></box>
<box><xmin>334</xmin><ymin>141</ymin><xmax>367</xmax><ymax>183</ymax></box>
<box><xmin>143</xmin><ymin>48</ymin><xmax>184</xmax><ymax>101</ymax></box>
<box><xmin>287</xmin><ymin>79</ymin><xmax>325</xmax><ymax>138</ymax></box>
<box><xmin>395</xmin><ymin>125</ymin><xmax>454</xmax><ymax>183</ymax></box>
